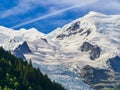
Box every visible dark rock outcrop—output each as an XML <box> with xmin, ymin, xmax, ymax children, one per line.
<box><xmin>56</xmin><ymin>34</ymin><xmax>66</xmax><ymax>39</ymax></box>
<box><xmin>107</xmin><ymin>56</ymin><xmax>120</xmax><ymax>72</ymax></box>
<box><xmin>41</xmin><ymin>38</ymin><xmax>48</xmax><ymax>43</ymax></box>
<box><xmin>81</xmin><ymin>65</ymin><xmax>109</xmax><ymax>84</ymax></box>
<box><xmin>81</xmin><ymin>65</ymin><xmax>120</xmax><ymax>90</ymax></box>
<box><xmin>81</xmin><ymin>42</ymin><xmax>101</xmax><ymax>60</ymax></box>
<box><xmin>67</xmin><ymin>21</ymin><xmax>80</xmax><ymax>31</ymax></box>
<box><xmin>56</xmin><ymin>22</ymin><xmax>86</xmax><ymax>39</ymax></box>
<box><xmin>80</xmin><ymin>29</ymin><xmax>91</xmax><ymax>36</ymax></box>
<box><xmin>13</xmin><ymin>50</ymin><xmax>26</xmax><ymax>60</ymax></box>
<box><xmin>81</xmin><ymin>42</ymin><xmax>94</xmax><ymax>52</ymax></box>
<box><xmin>89</xmin><ymin>46</ymin><xmax>101</xmax><ymax>60</ymax></box>
<box><xmin>14</xmin><ymin>41</ymin><xmax>31</xmax><ymax>59</ymax></box>
<box><xmin>56</xmin><ymin>21</ymin><xmax>92</xmax><ymax>40</ymax></box>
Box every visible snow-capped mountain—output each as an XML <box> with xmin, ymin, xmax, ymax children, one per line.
<box><xmin>0</xmin><ymin>26</ymin><xmax>44</xmax><ymax>50</ymax></box>
<box><xmin>0</xmin><ymin>11</ymin><xmax>120</xmax><ymax>90</ymax></box>
<box><xmin>47</xmin><ymin>11</ymin><xmax>120</xmax><ymax>68</ymax></box>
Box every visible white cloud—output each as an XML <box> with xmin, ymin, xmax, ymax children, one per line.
<box><xmin>105</xmin><ymin>1</ymin><xmax>120</xmax><ymax>10</ymax></box>
<box><xmin>0</xmin><ymin>0</ymin><xmax>98</xmax><ymax>18</ymax></box>
<box><xmin>0</xmin><ymin>0</ymin><xmax>42</xmax><ymax>18</ymax></box>
<box><xmin>88</xmin><ymin>0</ymin><xmax>120</xmax><ymax>14</ymax></box>
<box><xmin>1</xmin><ymin>0</ymin><xmax>120</xmax><ymax>19</ymax></box>
<box><xmin>1</xmin><ymin>0</ymin><xmax>120</xmax><ymax>29</ymax></box>
<box><xmin>11</xmin><ymin>0</ymin><xmax>98</xmax><ymax>29</ymax></box>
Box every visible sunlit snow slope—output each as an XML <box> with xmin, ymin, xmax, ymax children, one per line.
<box><xmin>0</xmin><ymin>26</ymin><xmax>44</xmax><ymax>50</ymax></box>
<box><xmin>47</xmin><ymin>11</ymin><xmax>120</xmax><ymax>68</ymax></box>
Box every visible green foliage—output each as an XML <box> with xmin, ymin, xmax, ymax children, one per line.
<box><xmin>0</xmin><ymin>47</ymin><xmax>65</xmax><ymax>90</ymax></box>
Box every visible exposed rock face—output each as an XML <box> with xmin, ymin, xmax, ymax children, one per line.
<box><xmin>56</xmin><ymin>21</ymin><xmax>92</xmax><ymax>39</ymax></box>
<box><xmin>56</xmin><ymin>34</ymin><xmax>66</xmax><ymax>39</ymax></box>
<box><xmin>41</xmin><ymin>38</ymin><xmax>48</xmax><ymax>43</ymax></box>
<box><xmin>67</xmin><ymin>21</ymin><xmax>80</xmax><ymax>31</ymax></box>
<box><xmin>81</xmin><ymin>65</ymin><xmax>109</xmax><ymax>85</ymax></box>
<box><xmin>107</xmin><ymin>56</ymin><xmax>120</xmax><ymax>72</ymax></box>
<box><xmin>81</xmin><ymin>42</ymin><xmax>94</xmax><ymax>52</ymax></box>
<box><xmin>14</xmin><ymin>41</ymin><xmax>31</xmax><ymax>59</ymax></box>
<box><xmin>56</xmin><ymin>20</ymin><xmax>92</xmax><ymax>40</ymax></box>
<box><xmin>80</xmin><ymin>65</ymin><xmax>120</xmax><ymax>90</ymax></box>
<box><xmin>81</xmin><ymin>42</ymin><xmax>101</xmax><ymax>60</ymax></box>
<box><xmin>13</xmin><ymin>50</ymin><xmax>26</xmax><ymax>60</ymax></box>
<box><xmin>89</xmin><ymin>46</ymin><xmax>101</xmax><ymax>60</ymax></box>
<box><xmin>80</xmin><ymin>29</ymin><xmax>91</xmax><ymax>36</ymax></box>
<box><xmin>15</xmin><ymin>41</ymin><xmax>31</xmax><ymax>54</ymax></box>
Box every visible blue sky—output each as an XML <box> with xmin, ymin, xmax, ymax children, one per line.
<box><xmin>0</xmin><ymin>0</ymin><xmax>120</xmax><ymax>33</ymax></box>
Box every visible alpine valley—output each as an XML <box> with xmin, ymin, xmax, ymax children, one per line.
<box><xmin>0</xmin><ymin>11</ymin><xmax>120</xmax><ymax>90</ymax></box>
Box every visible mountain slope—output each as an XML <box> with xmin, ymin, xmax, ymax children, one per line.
<box><xmin>0</xmin><ymin>26</ymin><xmax>44</xmax><ymax>50</ymax></box>
<box><xmin>45</xmin><ymin>11</ymin><xmax>120</xmax><ymax>89</ymax></box>
<box><xmin>0</xmin><ymin>11</ymin><xmax>120</xmax><ymax>90</ymax></box>
<box><xmin>47</xmin><ymin>11</ymin><xmax>120</xmax><ymax>68</ymax></box>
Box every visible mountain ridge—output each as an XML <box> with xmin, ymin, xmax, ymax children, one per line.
<box><xmin>0</xmin><ymin>11</ymin><xmax>120</xmax><ymax>90</ymax></box>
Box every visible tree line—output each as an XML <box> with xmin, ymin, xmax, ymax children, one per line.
<box><xmin>0</xmin><ymin>47</ymin><xmax>65</xmax><ymax>90</ymax></box>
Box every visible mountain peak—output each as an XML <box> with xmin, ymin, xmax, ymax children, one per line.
<box><xmin>27</xmin><ymin>28</ymin><xmax>45</xmax><ymax>36</ymax></box>
<box><xmin>28</xmin><ymin>27</ymin><xmax>39</xmax><ymax>32</ymax></box>
<box><xmin>88</xmin><ymin>11</ymin><xmax>103</xmax><ymax>15</ymax></box>
<box><xmin>0</xmin><ymin>26</ymin><xmax>15</xmax><ymax>32</ymax></box>
<box><xmin>85</xmin><ymin>11</ymin><xmax>108</xmax><ymax>18</ymax></box>
<box><xmin>19</xmin><ymin>27</ymin><xmax>40</xmax><ymax>32</ymax></box>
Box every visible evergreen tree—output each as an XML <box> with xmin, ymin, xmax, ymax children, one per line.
<box><xmin>0</xmin><ymin>47</ymin><xmax>65</xmax><ymax>90</ymax></box>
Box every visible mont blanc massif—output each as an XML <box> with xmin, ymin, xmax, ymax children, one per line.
<box><xmin>0</xmin><ymin>11</ymin><xmax>120</xmax><ymax>90</ymax></box>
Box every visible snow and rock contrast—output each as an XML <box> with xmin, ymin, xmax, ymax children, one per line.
<box><xmin>13</xmin><ymin>41</ymin><xmax>32</xmax><ymax>59</ymax></box>
<box><xmin>0</xmin><ymin>11</ymin><xmax>120</xmax><ymax>90</ymax></box>
<box><xmin>0</xmin><ymin>26</ymin><xmax>44</xmax><ymax>50</ymax></box>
